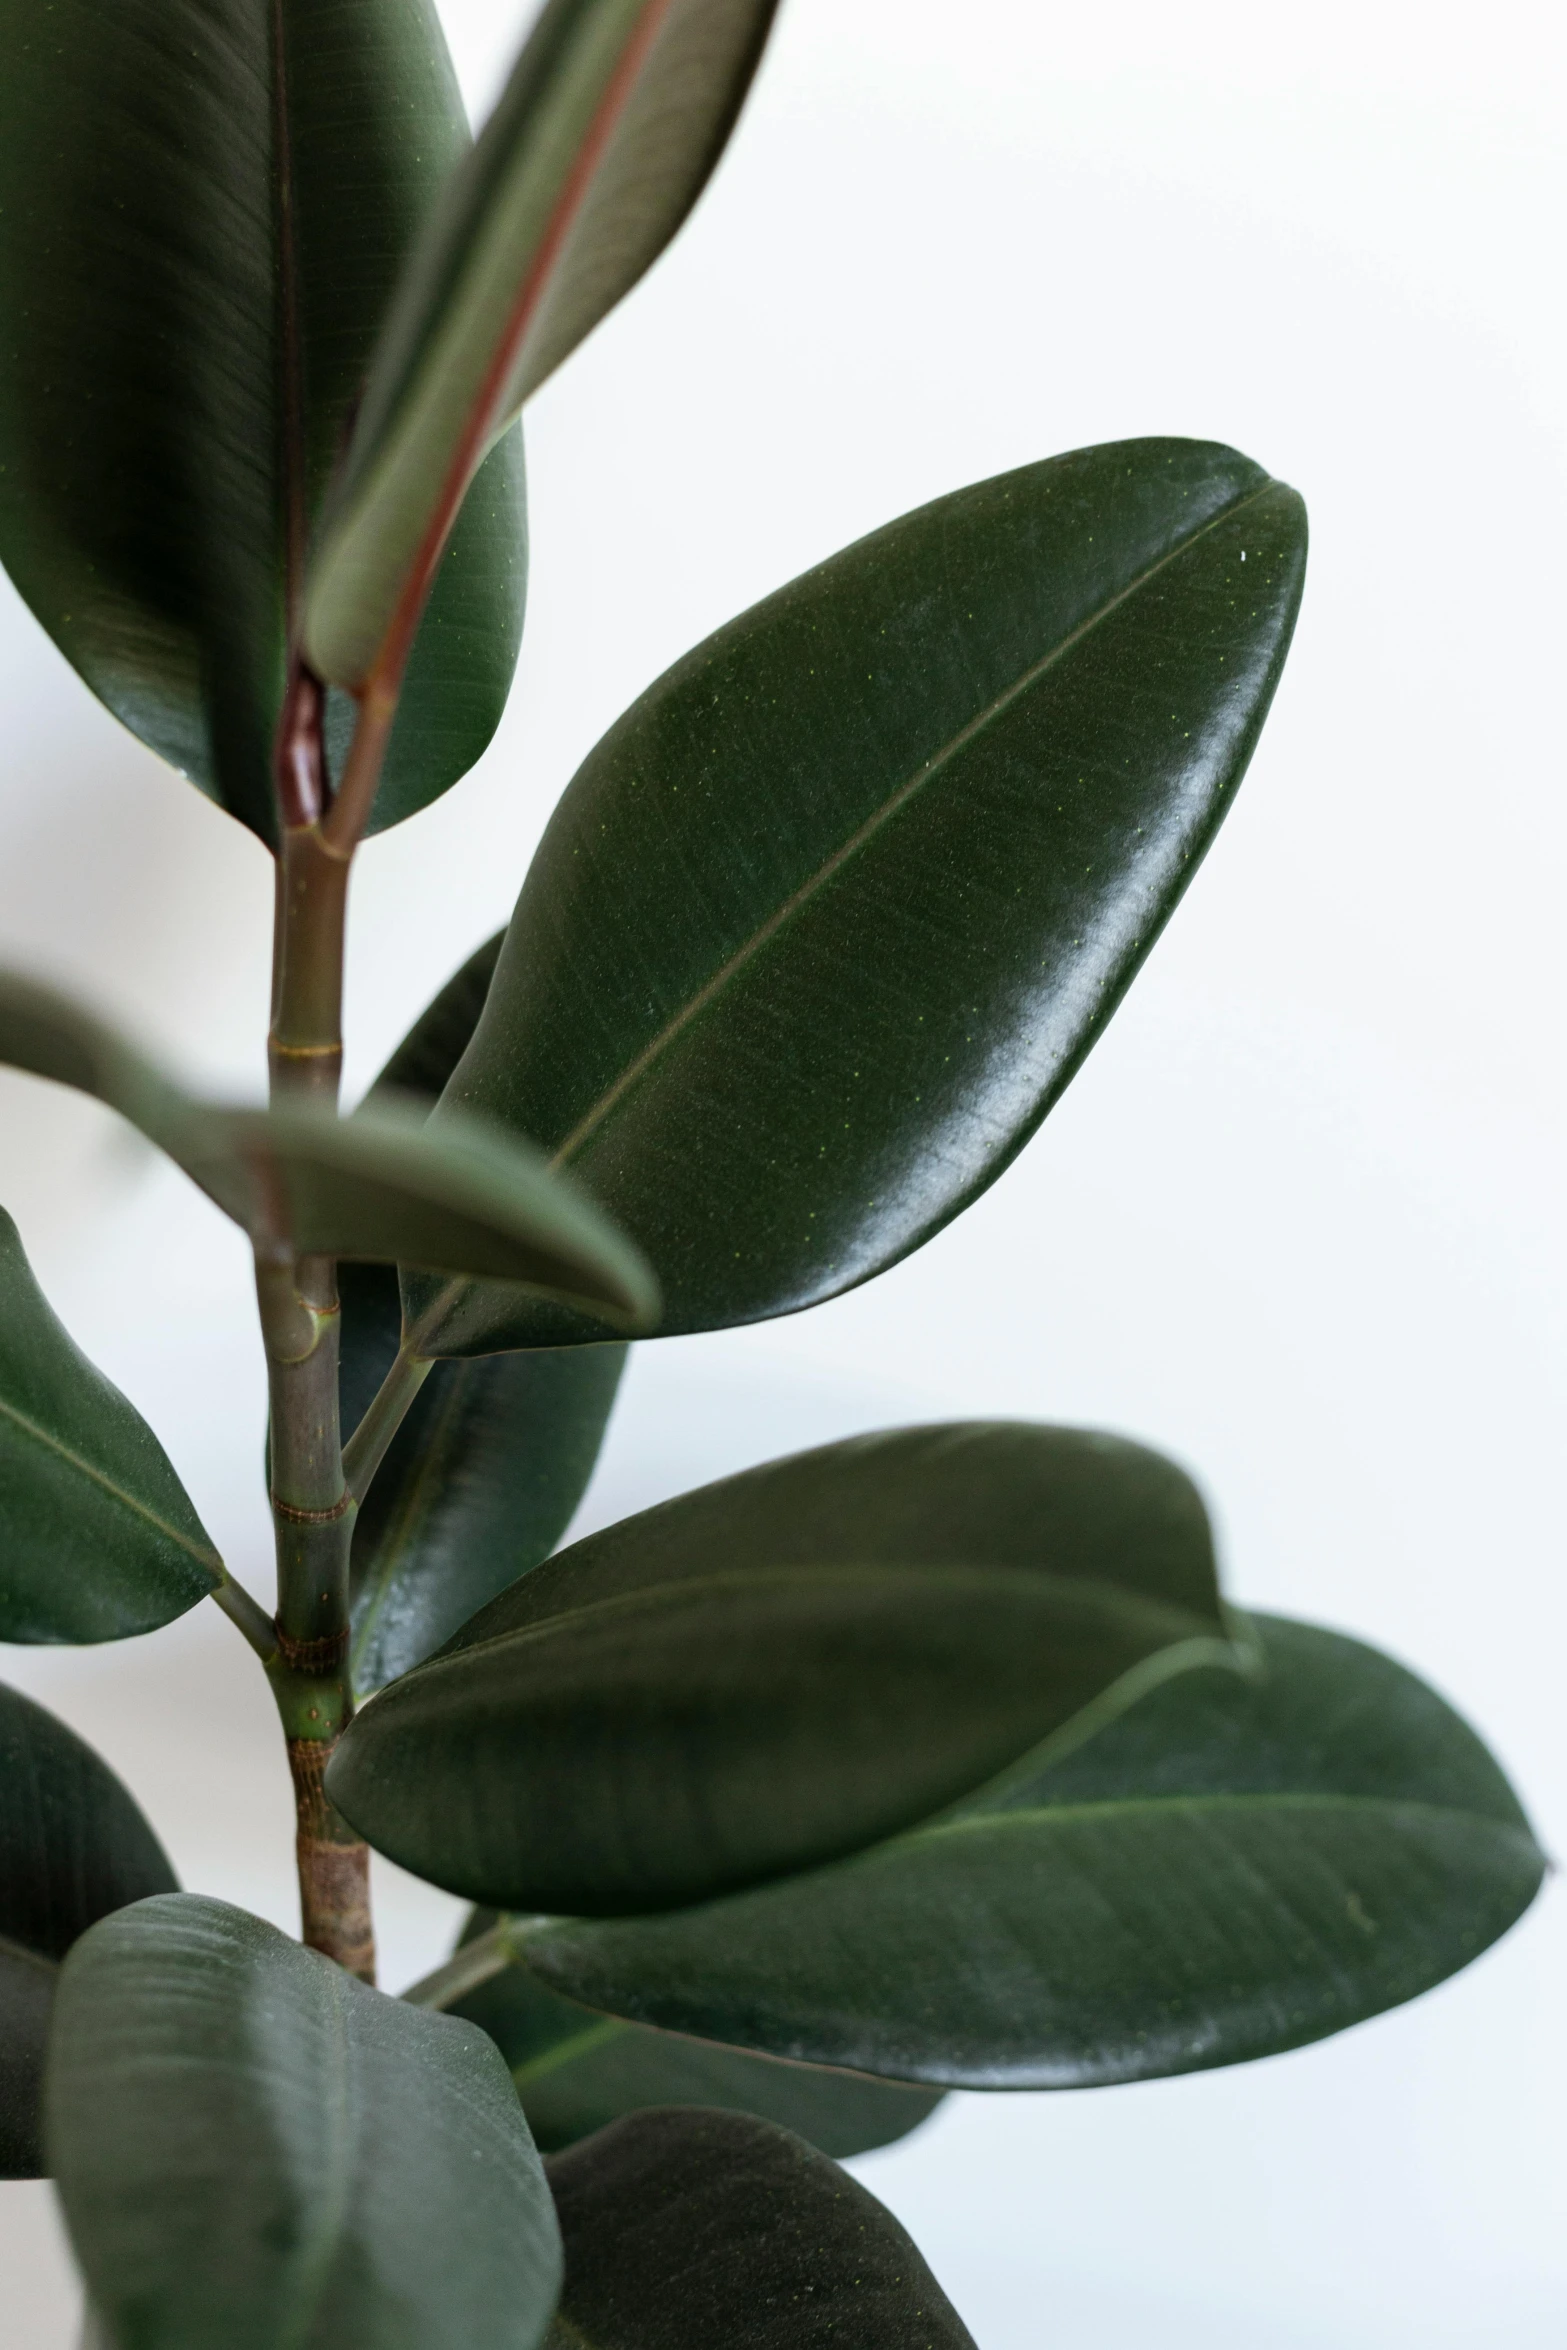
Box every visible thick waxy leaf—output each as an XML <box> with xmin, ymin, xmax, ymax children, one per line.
<box><xmin>346</xmin><ymin>1259</ymin><xmax>627</xmax><ymax>1693</ymax></box>
<box><xmin>0</xmin><ymin>974</ymin><xmax>656</xmax><ymax>1323</ymax></box>
<box><xmin>343</xmin><ymin>935</ymin><xmax>626</xmax><ymax>1692</ymax></box>
<box><xmin>306</xmin><ymin>0</ymin><xmax>779</xmax><ymax>691</ymax></box>
<box><xmin>404</xmin><ymin>437</ymin><xmax>1308</xmax><ymax>1358</ymax></box>
<box><xmin>1</xmin><ymin>1687</ymin><xmax>176</xmax><ymax>2177</ymax></box>
<box><xmin>544</xmin><ymin>2107</ymin><xmax>975</xmax><ymax>2350</ymax></box>
<box><xmin>450</xmin><ymin>1910</ymin><xmax>940</xmax><ymax>2157</ymax></box>
<box><xmin>0</xmin><ymin>1209</ymin><xmax>220</xmax><ymax>1642</ymax></box>
<box><xmin>0</xmin><ymin>0</ymin><xmax>524</xmax><ymax>844</ymax></box>
<box><xmin>521</xmin><ymin>1615</ymin><xmax>1546</xmax><ymax>2087</ymax></box>
<box><xmin>49</xmin><ymin>1895</ymin><xmax>562</xmax><ymax>2349</ymax></box>
<box><xmin>328</xmin><ymin>1423</ymin><xmax>1239</xmax><ymax>1914</ymax></box>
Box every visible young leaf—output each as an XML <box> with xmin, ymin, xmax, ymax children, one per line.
<box><xmin>348</xmin><ymin>1267</ymin><xmax>627</xmax><ymax>1694</ymax></box>
<box><xmin>1</xmin><ymin>1686</ymin><xmax>176</xmax><ymax>2177</ymax></box>
<box><xmin>0</xmin><ymin>1209</ymin><xmax>221</xmax><ymax>1642</ymax></box>
<box><xmin>520</xmin><ymin>1615</ymin><xmax>1546</xmax><ymax>2087</ymax></box>
<box><xmin>0</xmin><ymin>0</ymin><xmax>524</xmax><ymax>844</ymax></box>
<box><xmin>543</xmin><ymin>2107</ymin><xmax>975</xmax><ymax>2350</ymax></box>
<box><xmin>48</xmin><ymin>1895</ymin><xmax>562</xmax><ymax>2350</ymax></box>
<box><xmin>449</xmin><ymin>1911</ymin><xmax>941</xmax><ymax>2158</ymax></box>
<box><xmin>402</xmin><ymin>437</ymin><xmax>1308</xmax><ymax>1358</ymax></box>
<box><xmin>305</xmin><ymin>0</ymin><xmax>781</xmax><ymax>694</ymax></box>
<box><xmin>0</xmin><ymin>973</ymin><xmax>657</xmax><ymax>1324</ymax></box>
<box><xmin>341</xmin><ymin>935</ymin><xmax>627</xmax><ymax>1693</ymax></box>
<box><xmin>327</xmin><ymin>1423</ymin><xmax>1241</xmax><ymax>1914</ymax></box>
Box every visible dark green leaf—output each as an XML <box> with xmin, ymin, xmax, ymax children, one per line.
<box><xmin>0</xmin><ymin>1208</ymin><xmax>220</xmax><ymax>1642</ymax></box>
<box><xmin>0</xmin><ymin>0</ymin><xmax>524</xmax><ymax>844</ymax></box>
<box><xmin>543</xmin><ymin>2107</ymin><xmax>975</xmax><ymax>2350</ymax></box>
<box><xmin>1</xmin><ymin>1685</ymin><xmax>176</xmax><ymax>2178</ymax></box>
<box><xmin>328</xmin><ymin>1423</ymin><xmax>1240</xmax><ymax>1914</ymax></box>
<box><xmin>48</xmin><ymin>1895</ymin><xmax>561</xmax><ymax>2348</ymax></box>
<box><xmin>520</xmin><ymin>1615</ymin><xmax>1546</xmax><ymax>2087</ymax></box>
<box><xmin>404</xmin><ymin>437</ymin><xmax>1307</xmax><ymax>1357</ymax></box>
<box><xmin>0</xmin><ymin>973</ymin><xmax>657</xmax><ymax>1323</ymax></box>
<box><xmin>350</xmin><ymin>1295</ymin><xmax>626</xmax><ymax>1694</ymax></box>
<box><xmin>450</xmin><ymin>1910</ymin><xmax>940</xmax><ymax>2158</ymax></box>
<box><xmin>306</xmin><ymin>0</ymin><xmax>779</xmax><ymax>691</ymax></box>
<box><xmin>342</xmin><ymin>933</ymin><xmax>627</xmax><ymax>1693</ymax></box>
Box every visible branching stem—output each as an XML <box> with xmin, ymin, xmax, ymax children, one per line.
<box><xmin>400</xmin><ymin>1916</ymin><xmax>525</xmax><ymax>2010</ymax></box>
<box><xmin>343</xmin><ymin>1339</ymin><xmax>434</xmax><ymax>1504</ymax></box>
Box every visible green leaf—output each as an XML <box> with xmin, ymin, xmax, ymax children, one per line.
<box><xmin>520</xmin><ymin>1614</ymin><xmax>1546</xmax><ymax>2087</ymax></box>
<box><xmin>1</xmin><ymin>1686</ymin><xmax>176</xmax><ymax>2177</ymax></box>
<box><xmin>449</xmin><ymin>1908</ymin><xmax>941</xmax><ymax>2158</ymax></box>
<box><xmin>0</xmin><ymin>0</ymin><xmax>525</xmax><ymax>845</ymax></box>
<box><xmin>349</xmin><ymin>1286</ymin><xmax>626</xmax><ymax>1694</ymax></box>
<box><xmin>328</xmin><ymin>1423</ymin><xmax>1240</xmax><ymax>1915</ymax></box>
<box><xmin>306</xmin><ymin>0</ymin><xmax>780</xmax><ymax>692</ymax></box>
<box><xmin>342</xmin><ymin>933</ymin><xmax>627</xmax><ymax>1693</ymax></box>
<box><xmin>0</xmin><ymin>973</ymin><xmax>657</xmax><ymax>1323</ymax></box>
<box><xmin>402</xmin><ymin>437</ymin><xmax>1308</xmax><ymax>1358</ymax></box>
<box><xmin>0</xmin><ymin>1209</ymin><xmax>220</xmax><ymax>1642</ymax></box>
<box><xmin>48</xmin><ymin>1894</ymin><xmax>562</xmax><ymax>2349</ymax></box>
<box><xmin>543</xmin><ymin>2107</ymin><xmax>975</xmax><ymax>2350</ymax></box>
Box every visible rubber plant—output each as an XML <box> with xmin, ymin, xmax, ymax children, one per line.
<box><xmin>0</xmin><ymin>2</ymin><xmax>1545</xmax><ymax>2342</ymax></box>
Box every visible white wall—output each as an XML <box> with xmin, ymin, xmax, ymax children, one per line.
<box><xmin>2</xmin><ymin>2</ymin><xmax>1563</xmax><ymax>2341</ymax></box>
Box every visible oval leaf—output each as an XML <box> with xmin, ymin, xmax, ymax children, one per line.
<box><xmin>0</xmin><ymin>0</ymin><xmax>524</xmax><ymax>843</ymax></box>
<box><xmin>521</xmin><ymin>1615</ymin><xmax>1546</xmax><ymax>2087</ymax></box>
<box><xmin>48</xmin><ymin>1894</ymin><xmax>562</xmax><ymax>2349</ymax></box>
<box><xmin>342</xmin><ymin>935</ymin><xmax>626</xmax><ymax>1692</ymax></box>
<box><xmin>544</xmin><ymin>2107</ymin><xmax>974</xmax><ymax>2350</ymax></box>
<box><xmin>328</xmin><ymin>1423</ymin><xmax>1239</xmax><ymax>1915</ymax></box>
<box><xmin>404</xmin><ymin>437</ymin><xmax>1308</xmax><ymax>1357</ymax></box>
<box><xmin>306</xmin><ymin>0</ymin><xmax>779</xmax><ymax>691</ymax></box>
<box><xmin>449</xmin><ymin>1909</ymin><xmax>940</xmax><ymax>2158</ymax></box>
<box><xmin>0</xmin><ymin>1208</ymin><xmax>220</xmax><ymax>1642</ymax></box>
<box><xmin>1</xmin><ymin>1687</ymin><xmax>176</xmax><ymax>2177</ymax></box>
<box><xmin>0</xmin><ymin>973</ymin><xmax>657</xmax><ymax>1324</ymax></box>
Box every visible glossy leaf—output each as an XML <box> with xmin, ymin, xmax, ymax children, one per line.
<box><xmin>544</xmin><ymin>2107</ymin><xmax>975</xmax><ymax>2350</ymax></box>
<box><xmin>48</xmin><ymin>1895</ymin><xmax>562</xmax><ymax>2349</ymax></box>
<box><xmin>521</xmin><ymin>1615</ymin><xmax>1546</xmax><ymax>2087</ymax></box>
<box><xmin>306</xmin><ymin>0</ymin><xmax>780</xmax><ymax>691</ymax></box>
<box><xmin>0</xmin><ymin>1209</ymin><xmax>220</xmax><ymax>1642</ymax></box>
<box><xmin>348</xmin><ymin>1266</ymin><xmax>626</xmax><ymax>1693</ymax></box>
<box><xmin>1</xmin><ymin>1686</ymin><xmax>176</xmax><ymax>2177</ymax></box>
<box><xmin>328</xmin><ymin>1423</ymin><xmax>1239</xmax><ymax>1914</ymax></box>
<box><xmin>404</xmin><ymin>437</ymin><xmax>1308</xmax><ymax>1357</ymax></box>
<box><xmin>0</xmin><ymin>973</ymin><xmax>657</xmax><ymax>1323</ymax></box>
<box><xmin>450</xmin><ymin>1909</ymin><xmax>940</xmax><ymax>2157</ymax></box>
<box><xmin>0</xmin><ymin>0</ymin><xmax>525</xmax><ymax>844</ymax></box>
<box><xmin>343</xmin><ymin>933</ymin><xmax>626</xmax><ymax>1692</ymax></box>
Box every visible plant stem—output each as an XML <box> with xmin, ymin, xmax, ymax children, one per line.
<box><xmin>342</xmin><ymin>1339</ymin><xmax>434</xmax><ymax>1504</ymax></box>
<box><xmin>400</xmin><ymin>1916</ymin><xmax>524</xmax><ymax>2011</ymax></box>
<box><xmin>211</xmin><ymin>1572</ymin><xmax>279</xmax><ymax>1662</ymax></box>
<box><xmin>260</xmin><ymin>680</ymin><xmax>375</xmax><ymax>1979</ymax></box>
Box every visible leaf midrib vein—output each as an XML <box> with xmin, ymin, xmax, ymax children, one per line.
<box><xmin>549</xmin><ymin>481</ymin><xmax>1274</xmax><ymax>1167</ymax></box>
<box><xmin>921</xmin><ymin>1790</ymin><xmax>1537</xmax><ymax>1845</ymax></box>
<box><xmin>0</xmin><ymin>1393</ymin><xmax>219</xmax><ymax>1570</ymax></box>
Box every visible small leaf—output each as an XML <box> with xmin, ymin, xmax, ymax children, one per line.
<box><xmin>543</xmin><ymin>2107</ymin><xmax>975</xmax><ymax>2350</ymax></box>
<box><xmin>521</xmin><ymin>1615</ymin><xmax>1546</xmax><ymax>2087</ymax></box>
<box><xmin>449</xmin><ymin>1909</ymin><xmax>940</xmax><ymax>2158</ymax></box>
<box><xmin>48</xmin><ymin>1895</ymin><xmax>562</xmax><ymax>2350</ymax></box>
<box><xmin>328</xmin><ymin>1423</ymin><xmax>1239</xmax><ymax>1914</ymax></box>
<box><xmin>1</xmin><ymin>1685</ymin><xmax>176</xmax><ymax>2177</ymax></box>
<box><xmin>306</xmin><ymin>0</ymin><xmax>780</xmax><ymax>692</ymax></box>
<box><xmin>343</xmin><ymin>934</ymin><xmax>627</xmax><ymax>1693</ymax></box>
<box><xmin>348</xmin><ymin>1276</ymin><xmax>626</xmax><ymax>1694</ymax></box>
<box><xmin>0</xmin><ymin>973</ymin><xmax>657</xmax><ymax>1325</ymax></box>
<box><xmin>0</xmin><ymin>0</ymin><xmax>525</xmax><ymax>843</ymax></box>
<box><xmin>0</xmin><ymin>1209</ymin><xmax>220</xmax><ymax>1642</ymax></box>
<box><xmin>403</xmin><ymin>437</ymin><xmax>1308</xmax><ymax>1357</ymax></box>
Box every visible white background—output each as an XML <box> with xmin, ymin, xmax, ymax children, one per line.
<box><xmin>2</xmin><ymin>1</ymin><xmax>1564</xmax><ymax>2340</ymax></box>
